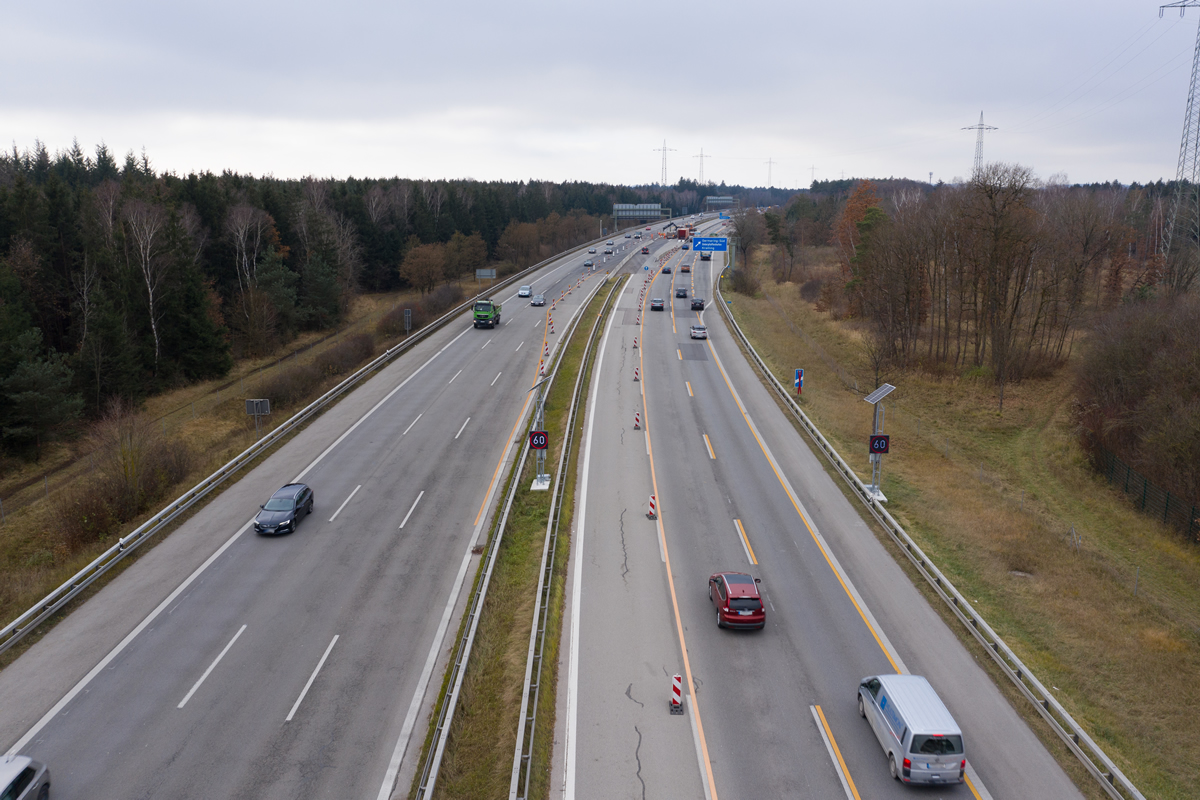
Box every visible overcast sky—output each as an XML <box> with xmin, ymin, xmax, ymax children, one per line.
<box><xmin>3</xmin><ymin>0</ymin><xmax>1197</xmax><ymax>189</ymax></box>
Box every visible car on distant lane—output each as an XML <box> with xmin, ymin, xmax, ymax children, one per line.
<box><xmin>691</xmin><ymin>297</ymin><xmax>704</xmax><ymax>310</ymax></box>
<box><xmin>676</xmin><ymin>287</ymin><xmax>688</xmax><ymax>298</ymax></box>
<box><xmin>518</xmin><ymin>285</ymin><xmax>532</xmax><ymax>297</ymax></box>
<box><xmin>606</xmin><ymin>240</ymin><xmax>614</xmax><ymax>245</ymax></box>
<box><xmin>641</xmin><ymin>247</ymin><xmax>650</xmax><ymax>254</ymax></box>
<box><xmin>588</xmin><ymin>247</ymin><xmax>597</xmax><ymax>254</ymax></box>
<box><xmin>584</xmin><ymin>259</ymin><xmax>594</xmax><ymax>267</ymax></box>
<box><xmin>650</xmin><ymin>298</ymin><xmax>665</xmax><ymax>311</ymax></box>
<box><xmin>625</xmin><ymin>233</ymin><xmax>632</xmax><ymax>238</ymax></box>
<box><xmin>690</xmin><ymin>324</ymin><xmax>707</xmax><ymax>339</ymax></box>
<box><xmin>530</xmin><ymin>294</ymin><xmax>545</xmax><ymax>306</ymax></box>
<box><xmin>709</xmin><ymin>572</ymin><xmax>764</xmax><ymax>629</ymax></box>
<box><xmin>255</xmin><ymin>483</ymin><xmax>314</xmax><ymax>535</ymax></box>
<box><xmin>662</xmin><ymin>265</ymin><xmax>672</xmax><ymax>274</ymax></box>
<box><xmin>682</xmin><ymin>243</ymin><xmax>689</xmax><ymax>250</ymax></box>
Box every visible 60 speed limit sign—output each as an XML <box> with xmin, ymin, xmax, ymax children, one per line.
<box><xmin>529</xmin><ymin>431</ymin><xmax>549</xmax><ymax>450</ymax></box>
<box><xmin>869</xmin><ymin>434</ymin><xmax>890</xmax><ymax>454</ymax></box>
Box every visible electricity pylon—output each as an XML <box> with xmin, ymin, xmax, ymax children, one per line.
<box><xmin>693</xmin><ymin>148</ymin><xmax>710</xmax><ymax>183</ymax></box>
<box><xmin>653</xmin><ymin>140</ymin><xmax>676</xmax><ymax>186</ymax></box>
<box><xmin>1160</xmin><ymin>1</ymin><xmax>1200</xmax><ymax>292</ymax></box>
<box><xmin>962</xmin><ymin>111</ymin><xmax>997</xmax><ymax>178</ymax></box>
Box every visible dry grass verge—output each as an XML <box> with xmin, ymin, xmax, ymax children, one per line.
<box><xmin>724</xmin><ymin>248</ymin><xmax>1200</xmax><ymax>800</ymax></box>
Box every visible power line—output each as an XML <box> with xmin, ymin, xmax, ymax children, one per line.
<box><xmin>764</xmin><ymin>157</ymin><xmax>775</xmax><ymax>188</ymax></box>
<box><xmin>1161</xmin><ymin>0</ymin><xmax>1200</xmax><ymax>290</ymax></box>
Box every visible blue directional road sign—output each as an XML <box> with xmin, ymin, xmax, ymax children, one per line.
<box><xmin>692</xmin><ymin>237</ymin><xmax>728</xmax><ymax>252</ymax></box>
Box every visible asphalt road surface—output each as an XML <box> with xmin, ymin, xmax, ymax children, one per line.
<box><xmin>0</xmin><ymin>232</ymin><xmax>660</xmax><ymax>799</ymax></box>
<box><xmin>558</xmin><ymin>225</ymin><xmax>1086</xmax><ymax>800</ymax></box>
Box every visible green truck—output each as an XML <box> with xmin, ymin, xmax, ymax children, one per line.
<box><xmin>473</xmin><ymin>299</ymin><xmax>501</xmax><ymax>328</ymax></box>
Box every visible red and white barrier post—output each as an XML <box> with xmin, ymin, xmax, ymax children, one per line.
<box><xmin>647</xmin><ymin>494</ymin><xmax>657</xmax><ymax>520</ymax></box>
<box><xmin>670</xmin><ymin>674</ymin><xmax>683</xmax><ymax>714</ymax></box>
<box><xmin>633</xmin><ymin>366</ymin><xmax>639</xmax><ymax>382</ymax></box>
<box><xmin>634</xmin><ymin>410</ymin><xmax>641</xmax><ymax>430</ymax></box>
<box><xmin>632</xmin><ymin>336</ymin><xmax>638</xmax><ymax>349</ymax></box>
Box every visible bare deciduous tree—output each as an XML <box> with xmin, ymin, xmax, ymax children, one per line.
<box><xmin>122</xmin><ymin>199</ymin><xmax>169</xmax><ymax>371</ymax></box>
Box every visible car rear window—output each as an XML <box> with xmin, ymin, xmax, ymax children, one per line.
<box><xmin>264</xmin><ymin>498</ymin><xmax>295</xmax><ymax>511</ymax></box>
<box><xmin>728</xmin><ymin>598</ymin><xmax>762</xmax><ymax>611</ymax></box>
<box><xmin>911</xmin><ymin>734</ymin><xmax>963</xmax><ymax>755</ymax></box>
<box><xmin>725</xmin><ymin>574</ymin><xmax>755</xmax><ymax>585</ymax></box>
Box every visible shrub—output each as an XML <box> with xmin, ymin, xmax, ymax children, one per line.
<box><xmin>800</xmin><ymin>277</ymin><xmax>824</xmax><ymax>303</ymax></box>
<box><xmin>259</xmin><ymin>363</ymin><xmax>321</xmax><ymax>407</ymax></box>
<box><xmin>314</xmin><ymin>333</ymin><xmax>375</xmax><ymax>377</ymax></box>
<box><xmin>425</xmin><ymin>283</ymin><xmax>465</xmax><ymax>316</ymax></box>
<box><xmin>55</xmin><ymin>482</ymin><xmax>118</xmax><ymax>551</ymax></box>
<box><xmin>729</xmin><ymin>267</ymin><xmax>761</xmax><ymax>296</ymax></box>
<box><xmin>377</xmin><ymin>305</ymin><xmax>432</xmax><ymax>338</ymax></box>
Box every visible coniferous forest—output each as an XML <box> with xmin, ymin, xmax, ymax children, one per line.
<box><xmin>0</xmin><ymin>141</ymin><xmax>787</xmax><ymax>459</ymax></box>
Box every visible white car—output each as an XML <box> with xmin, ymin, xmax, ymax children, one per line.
<box><xmin>690</xmin><ymin>325</ymin><xmax>708</xmax><ymax>339</ymax></box>
<box><xmin>518</xmin><ymin>285</ymin><xmax>532</xmax><ymax>297</ymax></box>
<box><xmin>0</xmin><ymin>755</ymin><xmax>50</xmax><ymax>800</ymax></box>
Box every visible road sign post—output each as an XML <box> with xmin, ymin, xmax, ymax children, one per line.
<box><xmin>530</xmin><ymin>379</ymin><xmax>551</xmax><ymax>491</ymax></box>
<box><xmin>795</xmin><ymin>368</ymin><xmax>803</xmax><ymax>396</ymax></box>
<box><xmin>404</xmin><ymin>308</ymin><xmax>412</xmax><ymax>337</ymax></box>
<box><xmin>245</xmin><ymin>398</ymin><xmax>271</xmax><ymax>440</ymax></box>
<box><xmin>862</xmin><ymin>383</ymin><xmax>895</xmax><ymax>503</ymax></box>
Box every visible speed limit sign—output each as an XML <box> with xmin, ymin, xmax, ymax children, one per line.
<box><xmin>869</xmin><ymin>435</ymin><xmax>890</xmax><ymax>454</ymax></box>
<box><xmin>529</xmin><ymin>431</ymin><xmax>549</xmax><ymax>450</ymax></box>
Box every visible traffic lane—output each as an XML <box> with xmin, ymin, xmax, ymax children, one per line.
<box><xmin>702</xmin><ymin>301</ymin><xmax>1083</xmax><ymax>798</ymax></box>
<box><xmin>25</xmin><ymin>402</ymin><xmax>503</xmax><ymax>798</ymax></box>
<box><xmin>571</xmin><ymin>276</ymin><xmax>705</xmax><ymax>800</ymax></box>
<box><xmin>0</xmin><ymin>256</ymin><xmax>595</xmax><ymax>762</ymax></box>
<box><xmin>639</xmin><ymin>321</ymin><xmax>901</xmax><ymax>798</ymax></box>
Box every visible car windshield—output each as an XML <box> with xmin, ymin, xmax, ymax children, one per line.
<box><xmin>911</xmin><ymin>735</ymin><xmax>963</xmax><ymax>755</ymax></box>
<box><xmin>693</xmin><ymin>326</ymin><xmax>706</xmax><ymax>332</ymax></box>
<box><xmin>728</xmin><ymin>598</ymin><xmax>762</xmax><ymax>611</ymax></box>
<box><xmin>264</xmin><ymin>498</ymin><xmax>295</xmax><ymax>511</ymax></box>
<box><xmin>475</xmin><ymin>303</ymin><xmax>491</xmax><ymax>312</ymax></box>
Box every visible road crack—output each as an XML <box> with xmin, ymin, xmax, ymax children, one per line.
<box><xmin>625</xmin><ymin>683</ymin><xmax>644</xmax><ymax>708</ymax></box>
<box><xmin>633</xmin><ymin>724</ymin><xmax>647</xmax><ymax>800</ymax></box>
<box><xmin>619</xmin><ymin>508</ymin><xmax>629</xmax><ymax>582</ymax></box>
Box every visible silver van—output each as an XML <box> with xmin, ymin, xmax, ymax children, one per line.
<box><xmin>857</xmin><ymin>674</ymin><xmax>965</xmax><ymax>785</ymax></box>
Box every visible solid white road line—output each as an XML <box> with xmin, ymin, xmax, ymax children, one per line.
<box><xmin>399</xmin><ymin>491</ymin><xmax>425</xmax><ymax>529</ymax></box>
<box><xmin>482</xmin><ymin>339</ymin><xmax>491</xmax><ymax>349</ymax></box>
<box><xmin>491</xmin><ymin>372</ymin><xmax>502</xmax><ymax>386</ymax></box>
<box><xmin>564</xmin><ymin>276</ymin><xmax>624</xmax><ymax>800</ymax></box>
<box><xmin>328</xmin><ymin>484</ymin><xmax>361</xmax><ymax>522</ymax></box>
<box><xmin>735</xmin><ymin>519</ymin><xmax>757</xmax><ymax>566</ymax></box>
<box><xmin>448</xmin><ymin>369</ymin><xmax>462</xmax><ymax>384</ymax></box>
<box><xmin>455</xmin><ymin>417</ymin><xmax>471</xmax><ymax>439</ymax></box>
<box><xmin>286</xmin><ymin>635</ymin><xmax>339</xmax><ymax>722</ymax></box>
<box><xmin>534</xmin><ymin>319</ymin><xmax>542</xmax><ymax>328</ymax></box>
<box><xmin>516</xmin><ymin>341</ymin><xmax>524</xmax><ymax>352</ymax></box>
<box><xmin>402</xmin><ymin>413</ymin><xmax>422</xmax><ymax>436</ymax></box>
<box><xmin>178</xmin><ymin>624</ymin><xmax>246</xmax><ymax>709</ymax></box>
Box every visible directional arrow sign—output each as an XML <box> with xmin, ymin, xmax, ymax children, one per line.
<box><xmin>692</xmin><ymin>237</ymin><xmax>728</xmax><ymax>252</ymax></box>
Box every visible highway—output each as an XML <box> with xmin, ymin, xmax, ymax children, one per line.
<box><xmin>560</xmin><ymin>225</ymin><xmax>1086</xmax><ymax>799</ymax></box>
<box><xmin>0</xmin><ymin>232</ymin><xmax>659</xmax><ymax>799</ymax></box>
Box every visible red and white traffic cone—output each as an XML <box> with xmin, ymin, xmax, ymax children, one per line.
<box><xmin>539</xmin><ymin>359</ymin><xmax>545</xmax><ymax>376</ymax></box>
<box><xmin>670</xmin><ymin>674</ymin><xmax>683</xmax><ymax>714</ymax></box>
<box><xmin>648</xmin><ymin>494</ymin><xmax>657</xmax><ymax>520</ymax></box>
<box><xmin>634</xmin><ymin>410</ymin><xmax>641</xmax><ymax>430</ymax></box>
<box><xmin>632</xmin><ymin>336</ymin><xmax>638</xmax><ymax>349</ymax></box>
<box><xmin>633</xmin><ymin>366</ymin><xmax>640</xmax><ymax>382</ymax></box>
<box><xmin>544</xmin><ymin>342</ymin><xmax>550</xmax><ymax>358</ymax></box>
<box><xmin>549</xmin><ymin>318</ymin><xmax>555</xmax><ymax>334</ymax></box>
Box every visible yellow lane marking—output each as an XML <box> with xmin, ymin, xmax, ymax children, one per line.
<box><xmin>734</xmin><ymin>519</ymin><xmax>757</xmax><ymax>565</ymax></box>
<box><xmin>678</xmin><ymin>349</ymin><xmax>682</xmax><ymax>361</ymax></box>
<box><xmin>639</xmin><ymin>301</ymin><xmax>720</xmax><ymax>800</ymax></box>
<box><xmin>686</xmin><ymin>381</ymin><xmax>694</xmax><ymax>397</ymax></box>
<box><xmin>815</xmin><ymin>705</ymin><xmax>863</xmax><ymax>800</ymax></box>
<box><xmin>703</xmin><ymin>433</ymin><xmax>716</xmax><ymax>460</ymax></box>
<box><xmin>704</xmin><ymin>337</ymin><xmax>901</xmax><ymax>672</ymax></box>
<box><xmin>966</xmin><ymin>774</ymin><xmax>983</xmax><ymax>799</ymax></box>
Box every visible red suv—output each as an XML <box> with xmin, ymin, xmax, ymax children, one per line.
<box><xmin>708</xmin><ymin>572</ymin><xmax>765</xmax><ymax>629</ymax></box>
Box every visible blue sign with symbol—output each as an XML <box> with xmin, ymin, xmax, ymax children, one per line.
<box><xmin>692</xmin><ymin>237</ymin><xmax>728</xmax><ymax>252</ymax></box>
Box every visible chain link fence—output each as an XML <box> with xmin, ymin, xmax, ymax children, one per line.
<box><xmin>1095</xmin><ymin>445</ymin><xmax>1200</xmax><ymax>543</ymax></box>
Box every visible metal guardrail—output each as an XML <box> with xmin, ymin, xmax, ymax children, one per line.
<box><xmin>713</xmin><ymin>266</ymin><xmax>1145</xmax><ymax>800</ymax></box>
<box><xmin>0</xmin><ymin>237</ymin><xmax>616</xmax><ymax>658</ymax></box>
<box><xmin>508</xmin><ymin>274</ymin><xmax>627</xmax><ymax>800</ymax></box>
<box><xmin>412</xmin><ymin>269</ymin><xmax>612</xmax><ymax>800</ymax></box>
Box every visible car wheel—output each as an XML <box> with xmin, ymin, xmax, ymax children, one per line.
<box><xmin>716</xmin><ymin>609</ymin><xmax>723</xmax><ymax>629</ymax></box>
<box><xmin>889</xmin><ymin>754</ymin><xmax>899</xmax><ymax>780</ymax></box>
<box><xmin>38</xmin><ymin>786</ymin><xmax>48</xmax><ymax>800</ymax></box>
<box><xmin>307</xmin><ymin>500</ymin><xmax>313</xmax><ymax>517</ymax></box>
<box><xmin>858</xmin><ymin>695</ymin><xmax>866</xmax><ymax>718</ymax></box>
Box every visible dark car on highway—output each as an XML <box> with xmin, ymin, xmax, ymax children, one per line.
<box><xmin>691</xmin><ymin>297</ymin><xmax>704</xmax><ymax>310</ymax></box>
<box><xmin>641</xmin><ymin>246</ymin><xmax>650</xmax><ymax>254</ymax></box>
<box><xmin>662</xmin><ymin>265</ymin><xmax>672</xmax><ymax>274</ymax></box>
<box><xmin>255</xmin><ymin>483</ymin><xmax>314</xmax><ymax>535</ymax></box>
<box><xmin>709</xmin><ymin>572</ymin><xmax>765</xmax><ymax>629</ymax></box>
<box><xmin>676</xmin><ymin>287</ymin><xmax>688</xmax><ymax>298</ymax></box>
<box><xmin>530</xmin><ymin>294</ymin><xmax>545</xmax><ymax>306</ymax></box>
<box><xmin>650</xmin><ymin>298</ymin><xmax>665</xmax><ymax>311</ymax></box>
<box><xmin>0</xmin><ymin>755</ymin><xmax>50</xmax><ymax>800</ymax></box>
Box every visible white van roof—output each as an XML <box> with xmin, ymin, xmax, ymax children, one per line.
<box><xmin>875</xmin><ymin>674</ymin><xmax>961</xmax><ymax>735</ymax></box>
